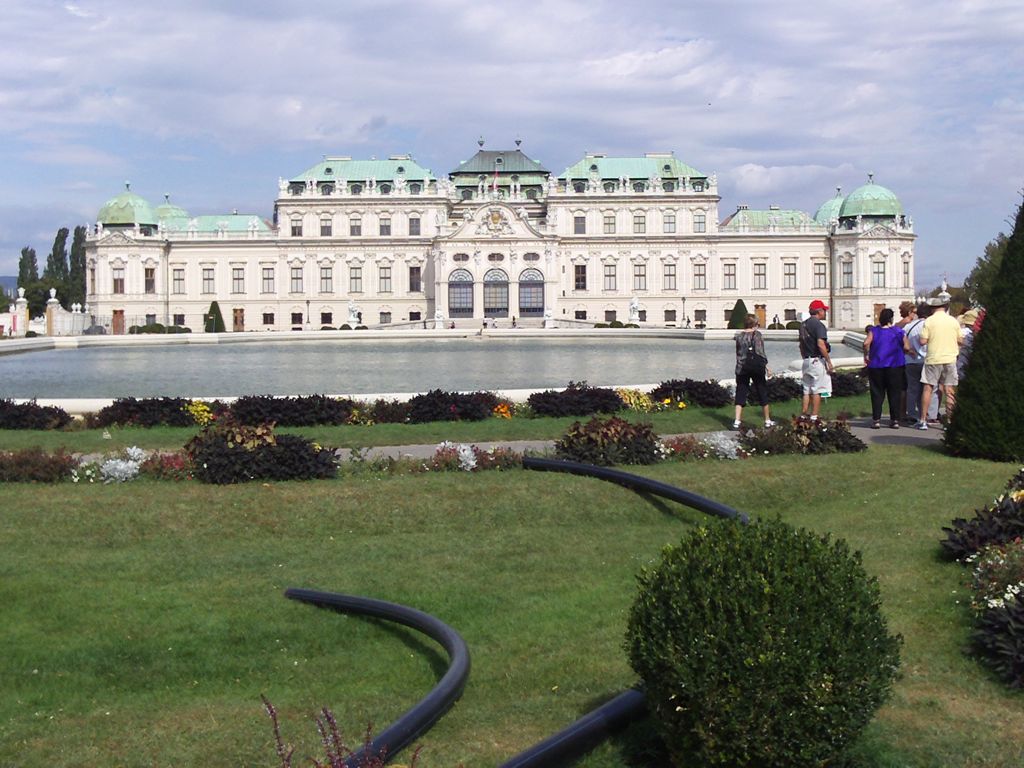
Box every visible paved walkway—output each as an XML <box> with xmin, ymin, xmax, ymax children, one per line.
<box><xmin>342</xmin><ymin>416</ymin><xmax>944</xmax><ymax>463</ymax></box>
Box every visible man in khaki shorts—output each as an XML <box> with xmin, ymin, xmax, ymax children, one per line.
<box><xmin>799</xmin><ymin>299</ymin><xmax>835</xmax><ymax>421</ymax></box>
<box><xmin>916</xmin><ymin>295</ymin><xmax>964</xmax><ymax>430</ymax></box>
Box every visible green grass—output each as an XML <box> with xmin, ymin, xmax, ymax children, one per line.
<box><xmin>1</xmin><ymin>443</ymin><xmax>1023</xmax><ymax>766</ymax></box>
<box><xmin>1</xmin><ymin>393</ymin><xmax>873</xmax><ymax>453</ymax></box>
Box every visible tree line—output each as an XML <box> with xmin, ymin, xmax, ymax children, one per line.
<box><xmin>10</xmin><ymin>226</ymin><xmax>88</xmax><ymax>317</ymax></box>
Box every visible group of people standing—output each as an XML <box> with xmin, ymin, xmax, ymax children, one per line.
<box><xmin>732</xmin><ymin>295</ymin><xmax>981</xmax><ymax>431</ymax></box>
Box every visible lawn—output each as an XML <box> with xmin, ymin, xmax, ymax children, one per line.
<box><xmin>1</xmin><ymin>441</ymin><xmax>1022</xmax><ymax>766</ymax></box>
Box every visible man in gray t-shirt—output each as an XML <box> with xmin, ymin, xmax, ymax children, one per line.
<box><xmin>799</xmin><ymin>299</ymin><xmax>835</xmax><ymax>420</ymax></box>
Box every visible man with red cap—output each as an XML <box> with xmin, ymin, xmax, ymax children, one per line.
<box><xmin>798</xmin><ymin>299</ymin><xmax>835</xmax><ymax>421</ymax></box>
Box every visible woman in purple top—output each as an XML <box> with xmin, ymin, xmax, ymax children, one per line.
<box><xmin>863</xmin><ymin>307</ymin><xmax>909</xmax><ymax>429</ymax></box>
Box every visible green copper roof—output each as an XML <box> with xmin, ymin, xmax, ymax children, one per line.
<box><xmin>452</xmin><ymin>172</ymin><xmax>549</xmax><ymax>188</ymax></box>
<box><xmin>838</xmin><ymin>178</ymin><xmax>903</xmax><ymax>218</ymax></box>
<box><xmin>813</xmin><ymin>189</ymin><xmax>845</xmax><ymax>224</ymax></box>
<box><xmin>720</xmin><ymin>208</ymin><xmax>822</xmax><ymax>231</ymax></box>
<box><xmin>97</xmin><ymin>184</ymin><xmax>158</xmax><ymax>226</ymax></box>
<box><xmin>450</xmin><ymin>149</ymin><xmax>549</xmax><ymax>176</ymax></box>
<box><xmin>155</xmin><ymin>194</ymin><xmax>189</xmax><ymax>221</ymax></box>
<box><xmin>293</xmin><ymin>156</ymin><xmax>434</xmax><ymax>183</ymax></box>
<box><xmin>560</xmin><ymin>154</ymin><xmax>705</xmax><ymax>180</ymax></box>
<box><xmin>160</xmin><ymin>213</ymin><xmax>271</xmax><ymax>234</ymax></box>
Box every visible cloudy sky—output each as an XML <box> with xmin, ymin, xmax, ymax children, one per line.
<box><xmin>1</xmin><ymin>0</ymin><xmax>1022</xmax><ymax>290</ymax></box>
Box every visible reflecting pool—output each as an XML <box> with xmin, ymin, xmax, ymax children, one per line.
<box><xmin>1</xmin><ymin>337</ymin><xmax>808</xmax><ymax>398</ymax></box>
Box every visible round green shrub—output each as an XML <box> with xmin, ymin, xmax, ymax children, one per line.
<box><xmin>785</xmin><ymin>320</ymin><xmax>801</xmax><ymax>330</ymax></box>
<box><xmin>625</xmin><ymin>518</ymin><xmax>901</xmax><ymax>767</ymax></box>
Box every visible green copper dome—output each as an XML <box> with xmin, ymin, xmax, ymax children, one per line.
<box><xmin>813</xmin><ymin>188</ymin><xmax>845</xmax><ymax>224</ymax></box>
<box><xmin>97</xmin><ymin>183</ymin><xmax>158</xmax><ymax>227</ymax></box>
<box><xmin>155</xmin><ymin>194</ymin><xmax>189</xmax><ymax>221</ymax></box>
<box><xmin>838</xmin><ymin>176</ymin><xmax>903</xmax><ymax>218</ymax></box>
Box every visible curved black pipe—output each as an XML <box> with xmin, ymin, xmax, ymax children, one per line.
<box><xmin>284</xmin><ymin>588</ymin><xmax>470</xmax><ymax>767</ymax></box>
<box><xmin>498</xmin><ymin>688</ymin><xmax>647</xmax><ymax>768</ymax></box>
<box><xmin>523</xmin><ymin>456</ymin><xmax>749</xmax><ymax>524</ymax></box>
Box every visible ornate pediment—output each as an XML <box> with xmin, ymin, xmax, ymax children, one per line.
<box><xmin>862</xmin><ymin>223</ymin><xmax>897</xmax><ymax>239</ymax></box>
<box><xmin>442</xmin><ymin>203</ymin><xmax>552</xmax><ymax>243</ymax></box>
<box><xmin>98</xmin><ymin>230</ymin><xmax>136</xmax><ymax>246</ymax></box>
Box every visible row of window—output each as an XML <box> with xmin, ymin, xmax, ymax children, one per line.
<box><xmin>572</xmin><ymin>262</ymin><xmax>828</xmax><ymax>292</ymax></box>
<box><xmin>573</xmin><ymin>211</ymin><xmax>706</xmax><ymax>235</ymax></box>
<box><xmin>111</xmin><ymin>265</ymin><xmax>423</xmax><ymax>296</ymax></box>
<box><xmin>290</xmin><ymin>214</ymin><xmax>422</xmax><ymax>238</ymax></box>
<box><xmin>568</xmin><ymin>179</ymin><xmax>706</xmax><ymax>194</ymax></box>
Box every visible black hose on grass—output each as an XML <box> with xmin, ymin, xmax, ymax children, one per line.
<box><xmin>284</xmin><ymin>588</ymin><xmax>470</xmax><ymax>767</ymax></box>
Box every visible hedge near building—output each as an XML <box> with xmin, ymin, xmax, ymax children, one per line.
<box><xmin>945</xmin><ymin>200</ymin><xmax>1024</xmax><ymax>461</ymax></box>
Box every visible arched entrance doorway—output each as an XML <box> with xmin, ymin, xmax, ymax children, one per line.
<box><xmin>483</xmin><ymin>268</ymin><xmax>509</xmax><ymax>318</ymax></box>
<box><xmin>448</xmin><ymin>268</ymin><xmax>474</xmax><ymax>317</ymax></box>
<box><xmin>518</xmin><ymin>268</ymin><xmax>544</xmax><ymax>317</ymax></box>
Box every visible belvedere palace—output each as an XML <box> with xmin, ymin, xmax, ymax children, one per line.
<box><xmin>84</xmin><ymin>142</ymin><xmax>915</xmax><ymax>333</ymax></box>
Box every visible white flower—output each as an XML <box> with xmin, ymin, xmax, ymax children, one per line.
<box><xmin>457</xmin><ymin>443</ymin><xmax>477</xmax><ymax>472</ymax></box>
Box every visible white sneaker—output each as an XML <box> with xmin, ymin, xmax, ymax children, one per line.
<box><xmin>732</xmin><ymin>420</ymin><xmax>742</xmax><ymax>430</ymax></box>
<box><xmin>764</xmin><ymin>420</ymin><xmax>776</xmax><ymax>428</ymax></box>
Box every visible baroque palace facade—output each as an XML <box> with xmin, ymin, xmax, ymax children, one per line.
<box><xmin>85</xmin><ymin>142</ymin><xmax>915</xmax><ymax>333</ymax></box>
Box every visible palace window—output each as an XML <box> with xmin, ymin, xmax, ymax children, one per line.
<box><xmin>663</xmin><ymin>263</ymin><xmax>677</xmax><ymax>290</ymax></box>
<box><xmin>290</xmin><ymin>216</ymin><xmax>303</xmax><ymax>237</ymax></box>
<box><xmin>753</xmin><ymin>263</ymin><xmax>767</xmax><ymax>290</ymax></box>
<box><xmin>291</xmin><ymin>312</ymin><xmax>303</xmax><ymax>326</ymax></box>
<box><xmin>320</xmin><ymin>215</ymin><xmax>332</xmax><ymax>237</ymax></box>
<box><xmin>784</xmin><ymin>262</ymin><xmax>797</xmax><ymax>290</ymax></box>
<box><xmin>409</xmin><ymin>265</ymin><xmax>422</xmax><ymax>293</ymax></box>
<box><xmin>665</xmin><ymin>309</ymin><xmax>677</xmax><ymax>322</ymax></box>
<box><xmin>320</xmin><ymin>312</ymin><xmax>332</xmax><ymax>325</ymax></box>
<box><xmin>603</xmin><ymin>213</ymin><xmax>615</xmax><ymax>234</ymax></box>
<box><xmin>574</xmin><ymin>215</ymin><xmax>586</xmax><ymax>234</ymax></box>
<box><xmin>872</xmin><ymin>260</ymin><xmax>886</xmax><ymax>288</ymax></box>
<box><xmin>633</xmin><ymin>263</ymin><xmax>647</xmax><ymax>291</ymax></box>
<box><xmin>380</xmin><ymin>312</ymin><xmax>392</xmax><ymax>324</ymax></box>
<box><xmin>842</xmin><ymin>261</ymin><xmax>853</xmax><ymax>288</ymax></box>
<box><xmin>262</xmin><ymin>267</ymin><xmax>274</xmax><ymax>293</ymax></box>
<box><xmin>290</xmin><ymin>266</ymin><xmax>303</xmax><ymax>293</ymax></box>
<box><xmin>605</xmin><ymin>310</ymin><xmax>617</xmax><ymax>322</ymax></box>
<box><xmin>663</xmin><ymin>181</ymin><xmax>675</xmax><ymax>192</ymax></box>
<box><xmin>488</xmin><ymin>253</ymin><xmax>504</xmax><ymax>262</ymax></box>
<box><xmin>172</xmin><ymin>268</ymin><xmax>185</xmax><ymax>294</ymax></box>
<box><xmin>633</xmin><ymin>213</ymin><xmax>646</xmax><ymax>234</ymax></box>
<box><xmin>232</xmin><ymin>267</ymin><xmax>245</xmax><ymax>293</ymax></box>
<box><xmin>723</xmin><ymin>263</ymin><xmax>736</xmax><ymax>290</ymax></box>
<box><xmin>902</xmin><ymin>261</ymin><xmax>911</xmax><ymax>289</ymax></box>
<box><xmin>350</xmin><ymin>266</ymin><xmax>362</xmax><ymax>293</ymax></box>
<box><xmin>379</xmin><ymin>265</ymin><xmax>392</xmax><ymax>293</ymax></box>
<box><xmin>379</xmin><ymin>216</ymin><xmax>391</xmax><ymax>236</ymax></box>
<box><xmin>523</xmin><ymin>252</ymin><xmax>540</xmax><ymax>261</ymax></box>
<box><xmin>632</xmin><ymin>181</ymin><xmax>645</xmax><ymax>192</ymax></box>
<box><xmin>693</xmin><ymin>263</ymin><xmax>706</xmax><ymax>291</ymax></box>
<box><xmin>409</xmin><ymin>183</ymin><xmax>421</xmax><ymax>195</ymax></box>
<box><xmin>144</xmin><ymin>267</ymin><xmax>156</xmax><ymax>294</ymax></box>
<box><xmin>693</xmin><ymin>212</ymin><xmax>706</xmax><ymax>233</ymax></box>
<box><xmin>173</xmin><ymin>313</ymin><xmax>185</xmax><ymax>326</ymax></box>
<box><xmin>575</xmin><ymin>310</ymin><xmax>587</xmax><ymax>320</ymax></box>
<box><xmin>663</xmin><ymin>212</ymin><xmax>676</xmax><ymax>233</ymax></box>
<box><xmin>410</xmin><ymin>311</ymin><xmax>421</xmax><ymax>321</ymax></box>
<box><xmin>694</xmin><ymin>309</ymin><xmax>707</xmax><ymax>325</ymax></box>
<box><xmin>202</xmin><ymin>268</ymin><xmax>214</xmax><ymax>294</ymax></box>
<box><xmin>603</xmin><ymin>263</ymin><xmax>616</xmax><ymax>291</ymax></box>
<box><xmin>320</xmin><ymin>266</ymin><xmax>333</xmax><ymax>293</ymax></box>
<box><xmin>453</xmin><ymin>253</ymin><xmax>469</xmax><ymax>262</ymax></box>
<box><xmin>409</xmin><ymin>215</ymin><xmax>421</xmax><ymax>236</ymax></box>
<box><xmin>814</xmin><ymin>262</ymin><xmax>827</xmax><ymax>289</ymax></box>
<box><xmin>349</xmin><ymin>216</ymin><xmax>362</xmax><ymax>236</ymax></box>
<box><xmin>785</xmin><ymin>309</ymin><xmax>798</xmax><ymax>321</ymax></box>
<box><xmin>574</xmin><ymin>264</ymin><xmax>587</xmax><ymax>291</ymax></box>
<box><xmin>262</xmin><ymin>312</ymin><xmax>274</xmax><ymax>325</ymax></box>
<box><xmin>112</xmin><ymin>267</ymin><xmax>125</xmax><ymax>294</ymax></box>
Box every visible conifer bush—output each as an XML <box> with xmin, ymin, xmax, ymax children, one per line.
<box><xmin>626</xmin><ymin>518</ymin><xmax>901</xmax><ymax>767</ymax></box>
<box><xmin>727</xmin><ymin>299</ymin><xmax>750</xmax><ymax>329</ymax></box>
<box><xmin>945</xmin><ymin>201</ymin><xmax>1024</xmax><ymax>461</ymax></box>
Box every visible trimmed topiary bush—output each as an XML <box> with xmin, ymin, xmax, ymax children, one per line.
<box><xmin>205</xmin><ymin>301</ymin><xmax>226</xmax><ymax>333</ymax></box>
<box><xmin>649</xmin><ymin>378</ymin><xmax>731</xmax><ymax>408</ymax></box>
<box><xmin>727</xmin><ymin>299</ymin><xmax>750</xmax><ymax>329</ymax></box>
<box><xmin>945</xmin><ymin>201</ymin><xmax>1024</xmax><ymax>461</ymax></box>
<box><xmin>555</xmin><ymin>416</ymin><xmax>660</xmax><ymax>466</ymax></box>
<box><xmin>527</xmin><ymin>381</ymin><xmax>623</xmax><ymax>418</ymax></box>
<box><xmin>785</xmin><ymin>320</ymin><xmax>801</xmax><ymax>330</ymax></box>
<box><xmin>0</xmin><ymin>399</ymin><xmax>72</xmax><ymax>430</ymax></box>
<box><xmin>626</xmin><ymin>518</ymin><xmax>901</xmax><ymax>767</ymax></box>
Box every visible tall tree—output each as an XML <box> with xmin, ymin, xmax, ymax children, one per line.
<box><xmin>18</xmin><ymin>246</ymin><xmax>39</xmax><ymax>287</ymax></box>
<box><xmin>962</xmin><ymin>233</ymin><xmax>1008</xmax><ymax>309</ymax></box>
<box><xmin>945</xmin><ymin>199</ymin><xmax>1024</xmax><ymax>461</ymax></box>
<box><xmin>43</xmin><ymin>227</ymin><xmax>70</xmax><ymax>299</ymax></box>
<box><xmin>68</xmin><ymin>225</ymin><xmax>87</xmax><ymax>306</ymax></box>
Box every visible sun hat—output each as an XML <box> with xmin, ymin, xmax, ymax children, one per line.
<box><xmin>809</xmin><ymin>299</ymin><xmax>829</xmax><ymax>312</ymax></box>
<box><xmin>926</xmin><ymin>296</ymin><xmax>950</xmax><ymax>307</ymax></box>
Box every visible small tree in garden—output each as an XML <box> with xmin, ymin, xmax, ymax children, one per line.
<box><xmin>727</xmin><ymin>298</ymin><xmax>749</xmax><ymax>329</ymax></box>
<box><xmin>945</xmin><ymin>198</ymin><xmax>1024</xmax><ymax>461</ymax></box>
<box><xmin>205</xmin><ymin>300</ymin><xmax>226</xmax><ymax>333</ymax></box>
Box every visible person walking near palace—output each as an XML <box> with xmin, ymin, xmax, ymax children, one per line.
<box><xmin>916</xmin><ymin>295</ymin><xmax>964</xmax><ymax>430</ymax></box>
<box><xmin>904</xmin><ymin>302</ymin><xmax>937</xmax><ymax>425</ymax></box>
<box><xmin>733</xmin><ymin>314</ymin><xmax>775</xmax><ymax>429</ymax></box>
<box><xmin>798</xmin><ymin>299</ymin><xmax>835</xmax><ymax>421</ymax></box>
